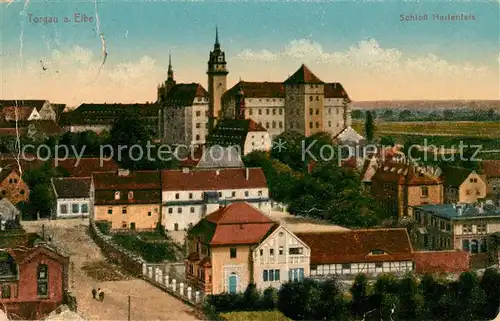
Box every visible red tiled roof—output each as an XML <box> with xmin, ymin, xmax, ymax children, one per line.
<box><xmin>53</xmin><ymin>158</ymin><xmax>119</xmax><ymax>177</ymax></box>
<box><xmin>205</xmin><ymin>202</ymin><xmax>274</xmax><ymax>224</ymax></box>
<box><xmin>8</xmin><ymin>243</ymin><xmax>69</xmax><ymax>265</ymax></box>
<box><xmin>205</xmin><ymin>203</ymin><xmax>277</xmax><ymax>246</ymax></box>
<box><xmin>0</xmin><ymin>157</ymin><xmax>44</xmax><ymax>171</ymax></box>
<box><xmin>482</xmin><ymin>160</ymin><xmax>500</xmax><ymax>178</ymax></box>
<box><xmin>372</xmin><ymin>161</ymin><xmax>441</xmax><ymax>186</ymax></box>
<box><xmin>94</xmin><ymin>189</ymin><xmax>161</xmax><ymax>205</ymax></box>
<box><xmin>284</xmin><ymin>64</ymin><xmax>324</xmax><ymax>84</ymax></box>
<box><xmin>247</xmin><ymin>119</ymin><xmax>267</xmax><ymax>132</ymax></box>
<box><xmin>180</xmin><ymin>148</ymin><xmax>204</xmax><ymax>168</ymax></box>
<box><xmin>211</xmin><ymin>223</ymin><xmax>276</xmax><ymax>246</ymax></box>
<box><xmin>324</xmin><ymin>83</ymin><xmax>351</xmax><ymax>101</ymax></box>
<box><xmin>0</xmin><ymin>106</ymin><xmax>36</xmax><ymax>121</ymax></box>
<box><xmin>413</xmin><ymin>250</ymin><xmax>469</xmax><ymax>274</ymax></box>
<box><xmin>93</xmin><ymin>170</ymin><xmax>161</xmax><ymax>190</ymax></box>
<box><xmin>52</xmin><ymin>177</ymin><xmax>91</xmax><ymax>198</ymax></box>
<box><xmin>223</xmin><ymin>81</ymin><xmax>285</xmax><ymax>99</ymax></box>
<box><xmin>165</xmin><ymin>83</ymin><xmax>209</xmax><ymax>106</ymax></box>
<box><xmin>0</xmin><ymin>128</ymin><xmax>28</xmax><ymax>137</ymax></box>
<box><xmin>161</xmin><ymin>168</ymin><xmax>267</xmax><ymax>191</ymax></box>
<box><xmin>296</xmin><ymin>228</ymin><xmax>414</xmax><ymax>264</ymax></box>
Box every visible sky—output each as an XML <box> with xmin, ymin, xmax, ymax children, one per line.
<box><xmin>0</xmin><ymin>0</ymin><xmax>499</xmax><ymax>106</ymax></box>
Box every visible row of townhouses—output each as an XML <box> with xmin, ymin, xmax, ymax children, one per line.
<box><xmin>184</xmin><ymin>201</ymin><xmax>470</xmax><ymax>295</ymax></box>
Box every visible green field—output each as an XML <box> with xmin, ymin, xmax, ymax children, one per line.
<box><xmin>352</xmin><ymin>120</ymin><xmax>500</xmax><ymax>139</ymax></box>
<box><xmin>220</xmin><ymin>311</ymin><xmax>291</xmax><ymax>321</ymax></box>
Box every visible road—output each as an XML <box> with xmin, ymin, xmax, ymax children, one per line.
<box><xmin>22</xmin><ymin>219</ymin><xmax>200</xmax><ymax>321</ymax></box>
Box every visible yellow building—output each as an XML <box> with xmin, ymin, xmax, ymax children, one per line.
<box><xmin>91</xmin><ymin>169</ymin><xmax>161</xmax><ymax>230</ymax></box>
<box><xmin>185</xmin><ymin>202</ymin><xmax>310</xmax><ymax>294</ymax></box>
<box><xmin>441</xmin><ymin>166</ymin><xmax>487</xmax><ymax>204</ymax></box>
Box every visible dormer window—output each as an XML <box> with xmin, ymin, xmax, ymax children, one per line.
<box><xmin>128</xmin><ymin>191</ymin><xmax>133</xmax><ymax>200</ymax></box>
<box><xmin>370</xmin><ymin>249</ymin><xmax>386</xmax><ymax>255</ymax></box>
<box><xmin>114</xmin><ymin>191</ymin><xmax>120</xmax><ymax>200</ymax></box>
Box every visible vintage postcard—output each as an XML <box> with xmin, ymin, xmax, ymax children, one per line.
<box><xmin>0</xmin><ymin>0</ymin><xmax>499</xmax><ymax>320</ymax></box>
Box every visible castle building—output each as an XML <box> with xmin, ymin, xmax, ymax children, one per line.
<box><xmin>158</xmin><ymin>28</ymin><xmax>355</xmax><ymax>146</ymax></box>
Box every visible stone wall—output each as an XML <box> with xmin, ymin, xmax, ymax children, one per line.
<box><xmin>89</xmin><ymin>219</ymin><xmax>200</xmax><ymax>306</ymax></box>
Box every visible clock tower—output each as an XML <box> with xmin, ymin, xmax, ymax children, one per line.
<box><xmin>207</xmin><ymin>27</ymin><xmax>229</xmax><ymax>132</ymax></box>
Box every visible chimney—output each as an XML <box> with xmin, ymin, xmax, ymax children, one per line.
<box><xmin>117</xmin><ymin>168</ymin><xmax>130</xmax><ymax>176</ymax></box>
<box><xmin>245</xmin><ymin>167</ymin><xmax>249</xmax><ymax>180</ymax></box>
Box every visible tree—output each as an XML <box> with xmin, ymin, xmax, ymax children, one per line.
<box><xmin>242</xmin><ymin>283</ymin><xmax>260</xmax><ymax>310</ymax></box>
<box><xmin>399</xmin><ymin>109</ymin><xmax>413</xmax><ymax>121</ymax></box>
<box><xmin>364</xmin><ymin>111</ymin><xmax>375</xmax><ymax>141</ymax></box>
<box><xmin>271</xmin><ymin>131</ymin><xmax>307</xmax><ymax>172</ymax></box>
<box><xmin>380</xmin><ymin>135</ymin><xmax>396</xmax><ymax>147</ymax></box>
<box><xmin>351</xmin><ymin>274</ymin><xmax>370</xmax><ymax>317</ymax></box>
<box><xmin>351</xmin><ymin>109</ymin><xmax>363</xmax><ymax>119</ymax></box>
<box><xmin>382</xmin><ymin>109</ymin><xmax>394</xmax><ymax>119</ymax></box>
<box><xmin>261</xmin><ymin>287</ymin><xmax>278</xmax><ymax>310</ymax></box>
<box><xmin>109</xmin><ymin>113</ymin><xmax>176</xmax><ymax>170</ymax></box>
<box><xmin>480</xmin><ymin>268</ymin><xmax>500</xmax><ymax>319</ymax></box>
<box><xmin>29</xmin><ymin>184</ymin><xmax>55</xmax><ymax>218</ymax></box>
<box><xmin>397</xmin><ymin>274</ymin><xmax>424</xmax><ymax>319</ymax></box>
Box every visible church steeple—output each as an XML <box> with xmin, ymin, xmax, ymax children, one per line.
<box><xmin>215</xmin><ymin>26</ymin><xmax>220</xmax><ymax>49</ymax></box>
<box><xmin>207</xmin><ymin>26</ymin><xmax>228</xmax><ymax>132</ymax></box>
<box><xmin>167</xmin><ymin>51</ymin><xmax>174</xmax><ymax>81</ymax></box>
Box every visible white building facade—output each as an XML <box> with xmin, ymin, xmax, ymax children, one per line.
<box><xmin>161</xmin><ymin>168</ymin><xmax>270</xmax><ymax>231</ymax></box>
<box><xmin>252</xmin><ymin>225</ymin><xmax>311</xmax><ymax>291</ymax></box>
<box><xmin>51</xmin><ymin>177</ymin><xmax>91</xmax><ymax>219</ymax></box>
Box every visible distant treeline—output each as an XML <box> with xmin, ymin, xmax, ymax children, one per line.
<box><xmin>352</xmin><ymin>108</ymin><xmax>500</xmax><ymax>122</ymax></box>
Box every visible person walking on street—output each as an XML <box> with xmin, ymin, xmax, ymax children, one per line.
<box><xmin>98</xmin><ymin>290</ymin><xmax>104</xmax><ymax>302</ymax></box>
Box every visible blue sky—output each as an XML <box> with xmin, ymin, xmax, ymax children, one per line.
<box><xmin>1</xmin><ymin>0</ymin><xmax>498</xmax><ymax>104</ymax></box>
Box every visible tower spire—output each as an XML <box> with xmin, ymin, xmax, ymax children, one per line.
<box><xmin>214</xmin><ymin>26</ymin><xmax>220</xmax><ymax>50</ymax></box>
<box><xmin>167</xmin><ymin>50</ymin><xmax>174</xmax><ymax>81</ymax></box>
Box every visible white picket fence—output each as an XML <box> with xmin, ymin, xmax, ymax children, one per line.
<box><xmin>142</xmin><ymin>263</ymin><xmax>203</xmax><ymax>306</ymax></box>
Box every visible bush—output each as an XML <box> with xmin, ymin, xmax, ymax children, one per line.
<box><xmin>95</xmin><ymin>221</ymin><xmax>110</xmax><ymax>234</ymax></box>
<box><xmin>112</xmin><ymin>234</ymin><xmax>176</xmax><ymax>263</ymax></box>
<box><xmin>260</xmin><ymin>287</ymin><xmax>278</xmax><ymax>310</ymax></box>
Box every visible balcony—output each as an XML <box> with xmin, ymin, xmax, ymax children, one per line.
<box><xmin>258</xmin><ymin>255</ymin><xmax>306</xmax><ymax>265</ymax></box>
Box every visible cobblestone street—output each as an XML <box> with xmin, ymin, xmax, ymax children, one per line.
<box><xmin>22</xmin><ymin>219</ymin><xmax>200</xmax><ymax>321</ymax></box>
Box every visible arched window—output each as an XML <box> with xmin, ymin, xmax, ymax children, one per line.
<box><xmin>462</xmin><ymin>239</ymin><xmax>470</xmax><ymax>252</ymax></box>
<box><xmin>196</xmin><ymin>134</ymin><xmax>200</xmax><ymax>140</ymax></box>
<box><xmin>114</xmin><ymin>191</ymin><xmax>120</xmax><ymax>200</ymax></box>
<box><xmin>309</xmin><ymin>108</ymin><xmax>313</xmax><ymax>115</ymax></box>
<box><xmin>128</xmin><ymin>191</ymin><xmax>133</xmax><ymax>200</ymax></box>
<box><xmin>309</xmin><ymin>96</ymin><xmax>313</xmax><ymax>102</ymax></box>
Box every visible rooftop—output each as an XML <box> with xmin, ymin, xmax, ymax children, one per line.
<box><xmin>52</xmin><ymin>177</ymin><xmax>91</xmax><ymax>199</ymax></box>
<box><xmin>189</xmin><ymin>202</ymin><xmax>277</xmax><ymax>246</ymax></box>
<box><xmin>414</xmin><ymin>202</ymin><xmax>500</xmax><ymax>220</ymax></box>
<box><xmin>296</xmin><ymin>228</ymin><xmax>414</xmax><ymax>264</ymax></box>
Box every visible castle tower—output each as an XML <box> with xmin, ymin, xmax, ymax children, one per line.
<box><xmin>207</xmin><ymin>26</ymin><xmax>229</xmax><ymax>131</ymax></box>
<box><xmin>157</xmin><ymin>52</ymin><xmax>176</xmax><ymax>102</ymax></box>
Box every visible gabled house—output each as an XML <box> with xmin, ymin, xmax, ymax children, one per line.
<box><xmin>91</xmin><ymin>170</ymin><xmax>161</xmax><ymax>231</ymax></box>
<box><xmin>296</xmin><ymin>228</ymin><xmax>414</xmax><ymax>279</ymax></box>
<box><xmin>161</xmin><ymin>167</ymin><xmax>270</xmax><ymax>231</ymax></box>
<box><xmin>440</xmin><ymin>166</ymin><xmax>487</xmax><ymax>204</ymax></box>
<box><xmin>206</xmin><ymin>119</ymin><xmax>272</xmax><ymax>155</ymax></box>
<box><xmin>185</xmin><ymin>202</ymin><xmax>310</xmax><ymax>294</ymax></box>
<box><xmin>371</xmin><ymin>160</ymin><xmax>443</xmax><ymax>219</ymax></box>
<box><xmin>481</xmin><ymin>160</ymin><xmax>500</xmax><ymax>200</ymax></box>
<box><xmin>0</xmin><ymin>243</ymin><xmax>70</xmax><ymax>320</ymax></box>
<box><xmin>0</xmin><ymin>168</ymin><xmax>29</xmax><ymax>205</ymax></box>
<box><xmin>51</xmin><ymin>177</ymin><xmax>91</xmax><ymax>219</ymax></box>
<box><xmin>0</xmin><ymin>100</ymin><xmax>56</xmax><ymax>121</ymax></box>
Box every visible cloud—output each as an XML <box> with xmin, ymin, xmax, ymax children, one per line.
<box><xmin>237</xmin><ymin>49</ymin><xmax>277</xmax><ymax>61</ymax></box>
<box><xmin>1</xmin><ymin>46</ymin><xmax>163</xmax><ymax>106</ymax></box>
<box><xmin>235</xmin><ymin>38</ymin><xmax>499</xmax><ymax>100</ymax></box>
